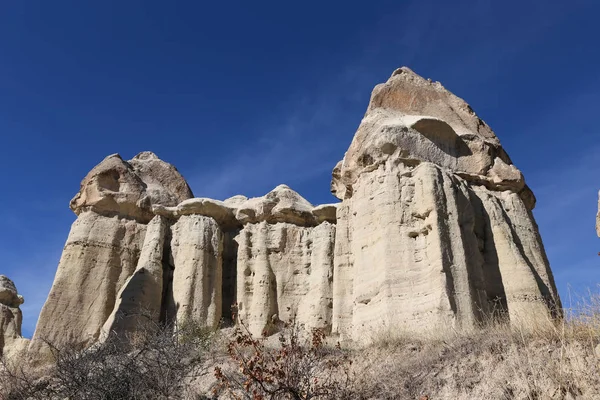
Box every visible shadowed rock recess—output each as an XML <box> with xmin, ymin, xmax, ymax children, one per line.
<box><xmin>15</xmin><ymin>68</ymin><xmax>560</xmax><ymax>357</ymax></box>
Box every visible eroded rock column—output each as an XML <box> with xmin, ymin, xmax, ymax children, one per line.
<box><xmin>171</xmin><ymin>215</ymin><xmax>223</xmax><ymax>329</ymax></box>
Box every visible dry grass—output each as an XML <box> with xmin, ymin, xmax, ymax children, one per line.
<box><xmin>4</xmin><ymin>294</ymin><xmax>600</xmax><ymax>399</ymax></box>
<box><xmin>350</xmin><ymin>293</ymin><xmax>600</xmax><ymax>400</ymax></box>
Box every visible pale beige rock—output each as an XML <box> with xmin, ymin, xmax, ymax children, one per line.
<box><xmin>235</xmin><ymin>221</ymin><xmax>335</xmax><ymax>336</ymax></box>
<box><xmin>332</xmin><ymin>67</ymin><xmax>560</xmax><ymax>340</ymax></box>
<box><xmin>0</xmin><ymin>276</ymin><xmax>23</xmax><ymax>308</ymax></box>
<box><xmin>32</xmin><ymin>152</ymin><xmax>192</xmax><ymax>351</ymax></box>
<box><xmin>0</xmin><ymin>276</ymin><xmax>29</xmax><ymax>361</ymax></box>
<box><xmin>235</xmin><ymin>185</ymin><xmax>317</xmax><ymax>226</ymax></box>
<box><xmin>31</xmin><ymin>212</ymin><xmax>147</xmax><ymax>350</ymax></box>
<box><xmin>70</xmin><ymin>152</ymin><xmax>193</xmax><ymax>223</ymax></box>
<box><xmin>334</xmin><ymin>68</ymin><xmax>535</xmax><ymax>209</ymax></box>
<box><xmin>472</xmin><ymin>187</ymin><xmax>559</xmax><ymax>328</ymax></box>
<box><xmin>128</xmin><ymin>151</ymin><xmax>194</xmax><ymax>208</ymax></box>
<box><xmin>27</xmin><ymin>67</ymin><xmax>561</xmax><ymax>354</ymax></box>
<box><xmin>101</xmin><ymin>215</ymin><xmax>168</xmax><ymax>341</ymax></box>
<box><xmin>152</xmin><ymin>198</ymin><xmax>237</xmax><ymax>228</ymax></box>
<box><xmin>224</xmin><ymin>195</ymin><xmax>248</xmax><ymax>207</ymax></box>
<box><xmin>170</xmin><ymin>215</ymin><xmax>223</xmax><ymax>329</ymax></box>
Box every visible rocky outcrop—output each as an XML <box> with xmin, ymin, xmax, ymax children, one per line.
<box><xmin>15</xmin><ymin>67</ymin><xmax>561</xmax><ymax>359</ymax></box>
<box><xmin>331</xmin><ymin>68</ymin><xmax>560</xmax><ymax>340</ymax></box>
<box><xmin>32</xmin><ymin>152</ymin><xmax>193</xmax><ymax>351</ymax></box>
<box><xmin>0</xmin><ymin>276</ymin><xmax>29</xmax><ymax>361</ymax></box>
<box><xmin>100</xmin><ymin>215</ymin><xmax>168</xmax><ymax>342</ymax></box>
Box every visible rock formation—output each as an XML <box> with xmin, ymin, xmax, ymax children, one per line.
<box><xmin>31</xmin><ymin>152</ymin><xmax>193</xmax><ymax>351</ymax></box>
<box><xmin>331</xmin><ymin>67</ymin><xmax>560</xmax><ymax>339</ymax></box>
<box><xmin>0</xmin><ymin>276</ymin><xmax>29</xmax><ymax>361</ymax></box>
<box><xmin>16</xmin><ymin>67</ymin><xmax>559</xmax><ymax>357</ymax></box>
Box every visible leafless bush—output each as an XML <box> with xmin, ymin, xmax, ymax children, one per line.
<box><xmin>214</xmin><ymin>318</ymin><xmax>354</xmax><ymax>400</ymax></box>
<box><xmin>1</xmin><ymin>321</ymin><xmax>214</xmax><ymax>400</ymax></box>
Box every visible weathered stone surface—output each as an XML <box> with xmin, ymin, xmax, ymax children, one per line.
<box><xmin>0</xmin><ymin>276</ymin><xmax>23</xmax><ymax>309</ymax></box>
<box><xmin>70</xmin><ymin>152</ymin><xmax>192</xmax><ymax>223</ymax></box>
<box><xmin>333</xmin><ymin>67</ymin><xmax>534</xmax><ymax>209</ymax></box>
<box><xmin>331</xmin><ymin>68</ymin><xmax>560</xmax><ymax>340</ymax></box>
<box><xmin>236</xmin><ymin>221</ymin><xmax>335</xmax><ymax>336</ymax></box>
<box><xmin>153</xmin><ymin>198</ymin><xmax>237</xmax><ymax>228</ymax></box>
<box><xmin>31</xmin><ymin>152</ymin><xmax>192</xmax><ymax>352</ymax></box>
<box><xmin>0</xmin><ymin>276</ymin><xmax>29</xmax><ymax>362</ymax></box>
<box><xmin>19</xmin><ymin>67</ymin><xmax>561</xmax><ymax>358</ymax></box>
<box><xmin>235</xmin><ymin>185</ymin><xmax>317</xmax><ymax>226</ymax></box>
<box><xmin>31</xmin><ymin>212</ymin><xmax>147</xmax><ymax>350</ymax></box>
<box><xmin>128</xmin><ymin>151</ymin><xmax>194</xmax><ymax>209</ymax></box>
<box><xmin>101</xmin><ymin>215</ymin><xmax>168</xmax><ymax>341</ymax></box>
<box><xmin>170</xmin><ymin>215</ymin><xmax>223</xmax><ymax>329</ymax></box>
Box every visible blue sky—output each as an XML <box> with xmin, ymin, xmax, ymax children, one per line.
<box><xmin>1</xmin><ymin>1</ymin><xmax>598</xmax><ymax>337</ymax></box>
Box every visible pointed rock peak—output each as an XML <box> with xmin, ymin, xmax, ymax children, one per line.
<box><xmin>267</xmin><ymin>184</ymin><xmax>312</xmax><ymax>203</ymax></box>
<box><xmin>273</xmin><ymin>184</ymin><xmax>292</xmax><ymax>191</ymax></box>
<box><xmin>369</xmin><ymin>66</ymin><xmax>497</xmax><ymax>142</ymax></box>
<box><xmin>337</xmin><ymin>66</ymin><xmax>535</xmax><ymax>210</ymax></box>
<box><xmin>391</xmin><ymin>66</ymin><xmax>419</xmax><ymax>78</ymax></box>
<box><xmin>132</xmin><ymin>151</ymin><xmax>159</xmax><ymax>161</ymax></box>
<box><xmin>104</xmin><ymin>153</ymin><xmax>124</xmax><ymax>161</ymax></box>
<box><xmin>235</xmin><ymin>184</ymin><xmax>318</xmax><ymax>226</ymax></box>
<box><xmin>224</xmin><ymin>195</ymin><xmax>248</xmax><ymax>206</ymax></box>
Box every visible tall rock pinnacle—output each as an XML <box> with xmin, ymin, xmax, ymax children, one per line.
<box><xmin>331</xmin><ymin>67</ymin><xmax>560</xmax><ymax>340</ymax></box>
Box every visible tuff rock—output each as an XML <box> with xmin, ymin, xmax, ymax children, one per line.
<box><xmin>331</xmin><ymin>67</ymin><xmax>559</xmax><ymax>340</ymax></box>
<box><xmin>0</xmin><ymin>276</ymin><xmax>29</xmax><ymax>361</ymax></box>
<box><xmin>15</xmin><ymin>67</ymin><xmax>560</xmax><ymax>360</ymax></box>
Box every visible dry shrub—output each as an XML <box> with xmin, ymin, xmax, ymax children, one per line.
<box><xmin>350</xmin><ymin>293</ymin><xmax>600</xmax><ymax>400</ymax></box>
<box><xmin>0</xmin><ymin>321</ymin><xmax>215</xmax><ymax>400</ymax></box>
<box><xmin>214</xmin><ymin>318</ymin><xmax>354</xmax><ymax>400</ymax></box>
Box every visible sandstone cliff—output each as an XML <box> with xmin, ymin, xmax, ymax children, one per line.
<box><xmin>17</xmin><ymin>67</ymin><xmax>561</xmax><ymax>358</ymax></box>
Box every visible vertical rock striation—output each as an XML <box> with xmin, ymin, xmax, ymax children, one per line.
<box><xmin>14</xmin><ymin>66</ymin><xmax>561</xmax><ymax>359</ymax></box>
<box><xmin>101</xmin><ymin>215</ymin><xmax>168</xmax><ymax>341</ymax></box>
<box><xmin>171</xmin><ymin>214</ymin><xmax>223</xmax><ymax>329</ymax></box>
<box><xmin>31</xmin><ymin>153</ymin><xmax>192</xmax><ymax>351</ymax></box>
<box><xmin>331</xmin><ymin>67</ymin><xmax>560</xmax><ymax>340</ymax></box>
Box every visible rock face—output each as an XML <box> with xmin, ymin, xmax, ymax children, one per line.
<box><xmin>331</xmin><ymin>68</ymin><xmax>560</xmax><ymax>339</ymax></box>
<box><xmin>32</xmin><ymin>152</ymin><xmax>193</xmax><ymax>351</ymax></box>
<box><xmin>17</xmin><ymin>67</ymin><xmax>560</xmax><ymax>358</ymax></box>
<box><xmin>0</xmin><ymin>276</ymin><xmax>29</xmax><ymax>361</ymax></box>
<box><xmin>236</xmin><ymin>220</ymin><xmax>335</xmax><ymax>336</ymax></box>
